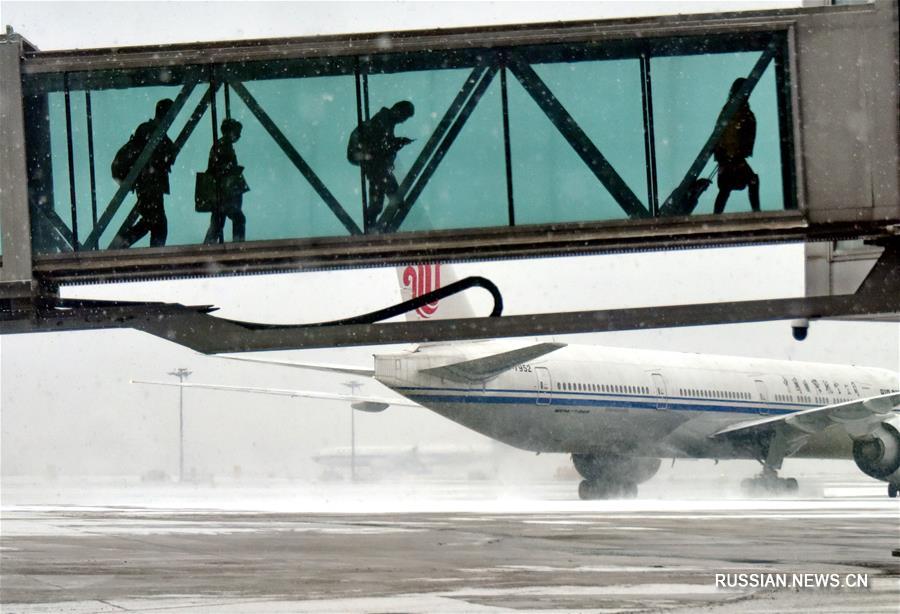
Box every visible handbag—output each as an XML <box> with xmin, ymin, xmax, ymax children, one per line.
<box><xmin>194</xmin><ymin>171</ymin><xmax>218</xmax><ymax>213</ymax></box>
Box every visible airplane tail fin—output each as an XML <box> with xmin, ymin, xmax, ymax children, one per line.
<box><xmin>396</xmin><ymin>263</ymin><xmax>479</xmax><ymax>322</ymax></box>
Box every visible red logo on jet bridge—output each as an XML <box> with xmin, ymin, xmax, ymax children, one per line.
<box><xmin>402</xmin><ymin>264</ymin><xmax>441</xmax><ymax>318</ymax></box>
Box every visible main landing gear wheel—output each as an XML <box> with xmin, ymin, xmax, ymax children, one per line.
<box><xmin>571</xmin><ymin>455</ymin><xmax>659</xmax><ymax>500</ymax></box>
<box><xmin>578</xmin><ymin>479</ymin><xmax>638</xmax><ymax>500</ymax></box>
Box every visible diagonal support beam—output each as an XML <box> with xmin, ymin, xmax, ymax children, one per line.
<box><xmin>230</xmin><ymin>80</ymin><xmax>362</xmax><ymax>236</ymax></box>
<box><xmin>83</xmin><ymin>81</ymin><xmax>197</xmax><ymax>250</ymax></box>
<box><xmin>506</xmin><ymin>54</ymin><xmax>650</xmax><ymax>220</ymax></box>
<box><xmin>658</xmin><ymin>42</ymin><xmax>777</xmax><ymax>217</ymax></box>
<box><xmin>33</xmin><ymin>206</ymin><xmax>77</xmax><ymax>251</ymax></box>
<box><xmin>172</xmin><ymin>81</ymin><xmax>220</xmax><ymax>156</ymax></box>
<box><xmin>381</xmin><ymin>62</ymin><xmax>500</xmax><ymax>232</ymax></box>
<box><xmin>380</xmin><ymin>57</ymin><xmax>494</xmax><ymax>226</ymax></box>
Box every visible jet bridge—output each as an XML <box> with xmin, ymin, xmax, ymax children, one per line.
<box><xmin>1</xmin><ymin>2</ymin><xmax>898</xmax><ymax>348</ymax></box>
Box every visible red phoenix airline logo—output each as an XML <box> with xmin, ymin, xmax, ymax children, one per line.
<box><xmin>402</xmin><ymin>264</ymin><xmax>441</xmax><ymax>318</ymax></box>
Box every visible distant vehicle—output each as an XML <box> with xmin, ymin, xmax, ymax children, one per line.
<box><xmin>135</xmin><ymin>264</ymin><xmax>900</xmax><ymax>499</ymax></box>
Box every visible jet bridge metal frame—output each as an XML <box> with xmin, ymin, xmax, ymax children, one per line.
<box><xmin>1</xmin><ymin>2</ymin><xmax>899</xmax><ymax>347</ymax></box>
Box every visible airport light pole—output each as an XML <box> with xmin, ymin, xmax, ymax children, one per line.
<box><xmin>169</xmin><ymin>368</ymin><xmax>192</xmax><ymax>482</ymax></box>
<box><xmin>342</xmin><ymin>380</ymin><xmax>362</xmax><ymax>482</ymax></box>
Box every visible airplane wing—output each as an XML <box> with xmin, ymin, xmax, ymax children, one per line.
<box><xmin>421</xmin><ymin>342</ymin><xmax>566</xmax><ymax>383</ymax></box>
<box><xmin>131</xmin><ymin>380</ymin><xmax>418</xmax><ymax>412</ymax></box>
<box><xmin>712</xmin><ymin>392</ymin><xmax>900</xmax><ymax>445</ymax></box>
<box><xmin>215</xmin><ymin>355</ymin><xmax>375</xmax><ymax>377</ymax></box>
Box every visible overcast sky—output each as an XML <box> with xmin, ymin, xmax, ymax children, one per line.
<box><xmin>1</xmin><ymin>1</ymin><xmax>897</xmax><ymax>479</ymax></box>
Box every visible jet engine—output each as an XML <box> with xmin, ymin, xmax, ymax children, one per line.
<box><xmin>852</xmin><ymin>418</ymin><xmax>900</xmax><ymax>486</ymax></box>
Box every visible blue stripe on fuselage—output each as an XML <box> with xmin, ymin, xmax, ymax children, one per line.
<box><xmin>394</xmin><ymin>386</ymin><xmax>806</xmax><ymax>415</ymax></box>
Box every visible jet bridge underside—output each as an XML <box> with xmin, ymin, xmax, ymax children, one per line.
<box><xmin>3</xmin><ymin>240</ymin><xmax>898</xmax><ymax>351</ymax></box>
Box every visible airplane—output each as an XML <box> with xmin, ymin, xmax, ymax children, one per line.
<box><xmin>135</xmin><ymin>263</ymin><xmax>900</xmax><ymax>499</ymax></box>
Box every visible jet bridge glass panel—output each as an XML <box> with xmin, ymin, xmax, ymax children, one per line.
<box><xmin>21</xmin><ymin>30</ymin><xmax>793</xmax><ymax>255</ymax></box>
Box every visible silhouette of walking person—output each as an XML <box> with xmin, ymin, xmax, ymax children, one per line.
<box><xmin>203</xmin><ymin>119</ymin><xmax>249</xmax><ymax>244</ymax></box>
<box><xmin>347</xmin><ymin>100</ymin><xmax>415</xmax><ymax>231</ymax></box>
<box><xmin>713</xmin><ymin>78</ymin><xmax>760</xmax><ymax>214</ymax></box>
<box><xmin>110</xmin><ymin>98</ymin><xmax>176</xmax><ymax>248</ymax></box>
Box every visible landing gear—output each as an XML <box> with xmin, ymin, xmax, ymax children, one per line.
<box><xmin>741</xmin><ymin>466</ymin><xmax>799</xmax><ymax>496</ymax></box>
<box><xmin>578</xmin><ymin>479</ymin><xmax>638</xmax><ymax>500</ymax></box>
<box><xmin>571</xmin><ymin>454</ymin><xmax>659</xmax><ymax>500</ymax></box>
<box><xmin>888</xmin><ymin>483</ymin><xmax>898</xmax><ymax>498</ymax></box>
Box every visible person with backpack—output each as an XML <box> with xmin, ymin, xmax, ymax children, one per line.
<box><xmin>712</xmin><ymin>78</ymin><xmax>760</xmax><ymax>214</ymax></box>
<box><xmin>110</xmin><ymin>98</ymin><xmax>176</xmax><ymax>248</ymax></box>
<box><xmin>347</xmin><ymin>100</ymin><xmax>415</xmax><ymax>232</ymax></box>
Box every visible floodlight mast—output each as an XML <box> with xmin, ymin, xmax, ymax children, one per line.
<box><xmin>169</xmin><ymin>368</ymin><xmax>192</xmax><ymax>482</ymax></box>
<box><xmin>342</xmin><ymin>380</ymin><xmax>364</xmax><ymax>482</ymax></box>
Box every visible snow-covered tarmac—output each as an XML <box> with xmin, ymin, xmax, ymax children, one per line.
<box><xmin>1</xmin><ymin>478</ymin><xmax>898</xmax><ymax>613</ymax></box>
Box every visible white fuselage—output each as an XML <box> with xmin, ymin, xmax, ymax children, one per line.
<box><xmin>374</xmin><ymin>342</ymin><xmax>900</xmax><ymax>460</ymax></box>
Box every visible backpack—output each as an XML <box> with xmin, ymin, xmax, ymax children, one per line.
<box><xmin>111</xmin><ymin>129</ymin><xmax>147</xmax><ymax>185</ymax></box>
<box><xmin>346</xmin><ymin>125</ymin><xmax>364</xmax><ymax>166</ymax></box>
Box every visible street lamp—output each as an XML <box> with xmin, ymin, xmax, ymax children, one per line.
<box><xmin>341</xmin><ymin>380</ymin><xmax>362</xmax><ymax>482</ymax></box>
<box><xmin>168</xmin><ymin>368</ymin><xmax>191</xmax><ymax>482</ymax></box>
